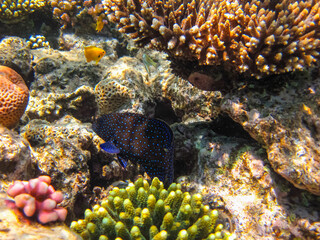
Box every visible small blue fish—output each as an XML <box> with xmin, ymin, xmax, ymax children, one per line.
<box><xmin>92</xmin><ymin>112</ymin><xmax>174</xmax><ymax>184</ymax></box>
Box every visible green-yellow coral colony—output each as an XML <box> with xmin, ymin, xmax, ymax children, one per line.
<box><xmin>102</xmin><ymin>0</ymin><xmax>320</xmax><ymax>77</ymax></box>
<box><xmin>70</xmin><ymin>178</ymin><xmax>236</xmax><ymax>240</ymax></box>
<box><xmin>0</xmin><ymin>0</ymin><xmax>46</xmax><ymax>22</ymax></box>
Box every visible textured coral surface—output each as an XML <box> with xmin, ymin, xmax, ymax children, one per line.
<box><xmin>173</xmin><ymin>121</ymin><xmax>320</xmax><ymax>239</ymax></box>
<box><xmin>103</xmin><ymin>0</ymin><xmax>320</xmax><ymax>78</ymax></box>
<box><xmin>0</xmin><ymin>66</ymin><xmax>29</xmax><ymax>128</ymax></box>
<box><xmin>95</xmin><ymin>78</ymin><xmax>133</xmax><ymax>115</ymax></box>
<box><xmin>220</xmin><ymin>70</ymin><xmax>320</xmax><ymax>195</ymax></box>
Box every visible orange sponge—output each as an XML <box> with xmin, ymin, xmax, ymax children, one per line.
<box><xmin>0</xmin><ymin>66</ymin><xmax>29</xmax><ymax>128</ymax></box>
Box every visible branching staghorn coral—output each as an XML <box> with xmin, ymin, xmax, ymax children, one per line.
<box><xmin>70</xmin><ymin>177</ymin><xmax>235</xmax><ymax>240</ymax></box>
<box><xmin>102</xmin><ymin>0</ymin><xmax>320</xmax><ymax>79</ymax></box>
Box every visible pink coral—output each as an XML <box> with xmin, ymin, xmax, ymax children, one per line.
<box><xmin>6</xmin><ymin>175</ymin><xmax>67</xmax><ymax>224</ymax></box>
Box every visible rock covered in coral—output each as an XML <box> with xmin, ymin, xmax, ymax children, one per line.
<box><xmin>0</xmin><ymin>37</ymin><xmax>33</xmax><ymax>81</ymax></box>
<box><xmin>99</xmin><ymin>52</ymin><xmax>220</xmax><ymax>121</ymax></box>
<box><xmin>26</xmin><ymin>85</ymin><xmax>96</xmax><ymax>123</ymax></box>
<box><xmin>102</xmin><ymin>0</ymin><xmax>320</xmax><ymax>91</ymax></box>
<box><xmin>220</xmin><ymin>70</ymin><xmax>320</xmax><ymax>195</ymax></box>
<box><xmin>0</xmin><ymin>193</ymin><xmax>80</xmax><ymax>240</ymax></box>
<box><xmin>0</xmin><ymin>65</ymin><xmax>29</xmax><ymax>128</ymax></box>
<box><xmin>0</xmin><ymin>126</ymin><xmax>33</xmax><ymax>181</ymax></box>
<box><xmin>173</xmin><ymin>120</ymin><xmax>320</xmax><ymax>239</ymax></box>
<box><xmin>6</xmin><ymin>175</ymin><xmax>67</xmax><ymax>224</ymax></box>
<box><xmin>70</xmin><ymin>177</ymin><xmax>235</xmax><ymax>240</ymax></box>
<box><xmin>20</xmin><ymin>115</ymin><xmax>92</xmax><ymax>219</ymax></box>
<box><xmin>19</xmin><ymin>33</ymin><xmax>217</xmax><ymax>123</ymax></box>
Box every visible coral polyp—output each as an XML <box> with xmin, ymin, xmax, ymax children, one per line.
<box><xmin>70</xmin><ymin>177</ymin><xmax>235</xmax><ymax>240</ymax></box>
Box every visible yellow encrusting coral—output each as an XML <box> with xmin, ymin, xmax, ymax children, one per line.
<box><xmin>70</xmin><ymin>177</ymin><xmax>236</xmax><ymax>240</ymax></box>
<box><xmin>102</xmin><ymin>0</ymin><xmax>320</xmax><ymax>78</ymax></box>
<box><xmin>0</xmin><ymin>0</ymin><xmax>46</xmax><ymax>23</ymax></box>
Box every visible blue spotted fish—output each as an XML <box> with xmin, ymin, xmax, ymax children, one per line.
<box><xmin>92</xmin><ymin>112</ymin><xmax>174</xmax><ymax>184</ymax></box>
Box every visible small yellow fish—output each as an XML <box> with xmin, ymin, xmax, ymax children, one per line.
<box><xmin>84</xmin><ymin>46</ymin><xmax>106</xmax><ymax>64</ymax></box>
<box><xmin>96</xmin><ymin>15</ymin><xmax>104</xmax><ymax>32</ymax></box>
<box><xmin>302</xmin><ymin>103</ymin><xmax>312</xmax><ymax>115</ymax></box>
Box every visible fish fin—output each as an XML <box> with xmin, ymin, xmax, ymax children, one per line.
<box><xmin>100</xmin><ymin>141</ymin><xmax>120</xmax><ymax>154</ymax></box>
<box><xmin>118</xmin><ymin>155</ymin><xmax>128</xmax><ymax>168</ymax></box>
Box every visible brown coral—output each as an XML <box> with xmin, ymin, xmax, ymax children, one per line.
<box><xmin>94</xmin><ymin>78</ymin><xmax>134</xmax><ymax>115</ymax></box>
<box><xmin>102</xmin><ymin>0</ymin><xmax>320</xmax><ymax>78</ymax></box>
<box><xmin>0</xmin><ymin>66</ymin><xmax>29</xmax><ymax>128</ymax></box>
<box><xmin>49</xmin><ymin>0</ymin><xmax>85</xmax><ymax>29</ymax></box>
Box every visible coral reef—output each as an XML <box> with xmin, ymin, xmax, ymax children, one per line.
<box><xmin>103</xmin><ymin>0</ymin><xmax>320</xmax><ymax>80</ymax></box>
<box><xmin>103</xmin><ymin>53</ymin><xmax>220</xmax><ymax>121</ymax></box>
<box><xmin>94</xmin><ymin>78</ymin><xmax>134</xmax><ymax>115</ymax></box>
<box><xmin>220</xmin><ymin>70</ymin><xmax>320</xmax><ymax>195</ymax></box>
<box><xmin>26</xmin><ymin>34</ymin><xmax>218</xmax><ymax>123</ymax></box>
<box><xmin>20</xmin><ymin>115</ymin><xmax>92</xmax><ymax>219</ymax></box>
<box><xmin>0</xmin><ymin>0</ymin><xmax>46</xmax><ymax>23</ymax></box>
<box><xmin>1</xmin><ymin>30</ymin><xmax>318</xmax><ymax>239</ymax></box>
<box><xmin>0</xmin><ymin>65</ymin><xmax>29</xmax><ymax>128</ymax></box>
<box><xmin>0</xmin><ymin>126</ymin><xmax>33</xmax><ymax>181</ymax></box>
<box><xmin>172</xmin><ymin>120</ymin><xmax>320</xmax><ymax>239</ymax></box>
<box><xmin>6</xmin><ymin>175</ymin><xmax>67</xmax><ymax>224</ymax></box>
<box><xmin>70</xmin><ymin>177</ymin><xmax>235</xmax><ymax>240</ymax></box>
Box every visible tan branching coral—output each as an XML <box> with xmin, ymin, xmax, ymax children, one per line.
<box><xmin>102</xmin><ymin>0</ymin><xmax>320</xmax><ymax>78</ymax></box>
<box><xmin>49</xmin><ymin>0</ymin><xmax>85</xmax><ymax>28</ymax></box>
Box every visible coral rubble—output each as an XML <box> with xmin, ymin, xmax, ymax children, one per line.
<box><xmin>0</xmin><ymin>65</ymin><xmax>29</xmax><ymax>128</ymax></box>
<box><xmin>6</xmin><ymin>175</ymin><xmax>67</xmax><ymax>224</ymax></box>
<box><xmin>71</xmin><ymin>177</ymin><xmax>235</xmax><ymax>240</ymax></box>
<box><xmin>102</xmin><ymin>0</ymin><xmax>320</xmax><ymax>79</ymax></box>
